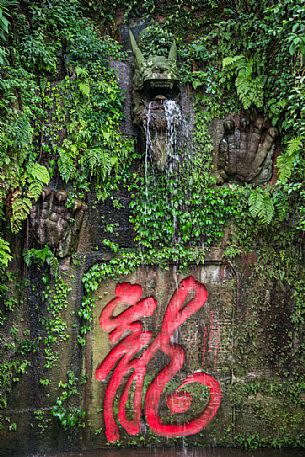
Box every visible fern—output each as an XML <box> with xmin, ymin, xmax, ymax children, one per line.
<box><xmin>84</xmin><ymin>148</ymin><xmax>113</xmax><ymax>179</ymax></box>
<box><xmin>27</xmin><ymin>162</ymin><xmax>50</xmax><ymax>200</ymax></box>
<box><xmin>272</xmin><ymin>188</ymin><xmax>289</xmax><ymax>223</ymax></box>
<box><xmin>58</xmin><ymin>143</ymin><xmax>77</xmax><ymax>183</ymax></box>
<box><xmin>249</xmin><ymin>188</ymin><xmax>274</xmax><ymax>225</ymax></box>
<box><xmin>28</xmin><ymin>181</ymin><xmax>44</xmax><ymax>200</ymax></box>
<box><xmin>9</xmin><ymin>163</ymin><xmax>50</xmax><ymax>233</ymax></box>
<box><xmin>222</xmin><ymin>55</ymin><xmax>264</xmax><ymax>110</ymax></box>
<box><xmin>0</xmin><ymin>237</ymin><xmax>12</xmax><ymax>267</ymax></box>
<box><xmin>276</xmin><ymin>136</ymin><xmax>304</xmax><ymax>183</ymax></box>
<box><xmin>236</xmin><ymin>66</ymin><xmax>264</xmax><ymax>110</ymax></box>
<box><xmin>222</xmin><ymin>55</ymin><xmax>246</xmax><ymax>74</ymax></box>
<box><xmin>11</xmin><ymin>195</ymin><xmax>32</xmax><ymax>233</ymax></box>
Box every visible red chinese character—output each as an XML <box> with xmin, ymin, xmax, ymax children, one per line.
<box><xmin>96</xmin><ymin>276</ymin><xmax>222</xmax><ymax>442</ymax></box>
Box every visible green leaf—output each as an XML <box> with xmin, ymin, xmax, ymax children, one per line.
<box><xmin>11</xmin><ymin>196</ymin><xmax>32</xmax><ymax>233</ymax></box>
<box><xmin>276</xmin><ymin>136</ymin><xmax>304</xmax><ymax>183</ymax></box>
<box><xmin>0</xmin><ymin>237</ymin><xmax>12</xmax><ymax>267</ymax></box>
<box><xmin>249</xmin><ymin>188</ymin><xmax>274</xmax><ymax>225</ymax></box>
<box><xmin>289</xmin><ymin>42</ymin><xmax>296</xmax><ymax>56</ymax></box>
<box><xmin>28</xmin><ymin>163</ymin><xmax>50</xmax><ymax>184</ymax></box>
<box><xmin>75</xmin><ymin>66</ymin><xmax>87</xmax><ymax>78</ymax></box>
<box><xmin>79</xmin><ymin>83</ymin><xmax>90</xmax><ymax>97</ymax></box>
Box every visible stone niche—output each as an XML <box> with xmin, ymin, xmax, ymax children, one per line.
<box><xmin>214</xmin><ymin>114</ymin><xmax>279</xmax><ymax>184</ymax></box>
<box><xmin>83</xmin><ymin>264</ymin><xmax>236</xmax><ymax>445</ymax></box>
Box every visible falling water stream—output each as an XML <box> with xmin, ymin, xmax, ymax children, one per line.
<box><xmin>144</xmin><ymin>98</ymin><xmax>185</xmax><ymax>246</ymax></box>
<box><xmin>164</xmin><ymin>100</ymin><xmax>183</xmax><ymax>173</ymax></box>
<box><xmin>144</xmin><ymin>98</ymin><xmax>183</xmax><ymax>181</ymax></box>
<box><xmin>144</xmin><ymin>101</ymin><xmax>154</xmax><ymax>204</ymax></box>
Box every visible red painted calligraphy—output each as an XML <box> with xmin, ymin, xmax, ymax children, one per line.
<box><xmin>96</xmin><ymin>276</ymin><xmax>222</xmax><ymax>442</ymax></box>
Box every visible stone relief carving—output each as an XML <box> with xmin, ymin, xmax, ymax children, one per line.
<box><xmin>217</xmin><ymin>116</ymin><xmax>279</xmax><ymax>184</ymax></box>
<box><xmin>129</xmin><ymin>30</ymin><xmax>179</xmax><ymax>92</ymax></box>
<box><xmin>129</xmin><ymin>30</ymin><xmax>185</xmax><ymax>172</ymax></box>
<box><xmin>30</xmin><ymin>188</ymin><xmax>86</xmax><ymax>258</ymax></box>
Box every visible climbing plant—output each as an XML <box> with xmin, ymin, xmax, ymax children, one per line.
<box><xmin>0</xmin><ymin>0</ymin><xmax>134</xmax><ymax>434</ymax></box>
<box><xmin>0</xmin><ymin>0</ymin><xmax>304</xmax><ymax>448</ymax></box>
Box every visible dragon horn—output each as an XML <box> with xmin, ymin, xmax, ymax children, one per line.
<box><xmin>168</xmin><ymin>40</ymin><xmax>177</xmax><ymax>62</ymax></box>
<box><xmin>129</xmin><ymin>30</ymin><xmax>145</xmax><ymax>68</ymax></box>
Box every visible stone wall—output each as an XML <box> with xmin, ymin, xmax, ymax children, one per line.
<box><xmin>0</xmin><ymin>53</ymin><xmax>304</xmax><ymax>455</ymax></box>
<box><xmin>1</xmin><ymin>238</ymin><xmax>304</xmax><ymax>454</ymax></box>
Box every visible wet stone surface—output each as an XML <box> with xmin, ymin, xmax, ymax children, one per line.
<box><xmin>19</xmin><ymin>447</ymin><xmax>305</xmax><ymax>457</ymax></box>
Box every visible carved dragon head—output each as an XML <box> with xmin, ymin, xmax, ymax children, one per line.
<box><xmin>129</xmin><ymin>30</ymin><xmax>179</xmax><ymax>91</ymax></box>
